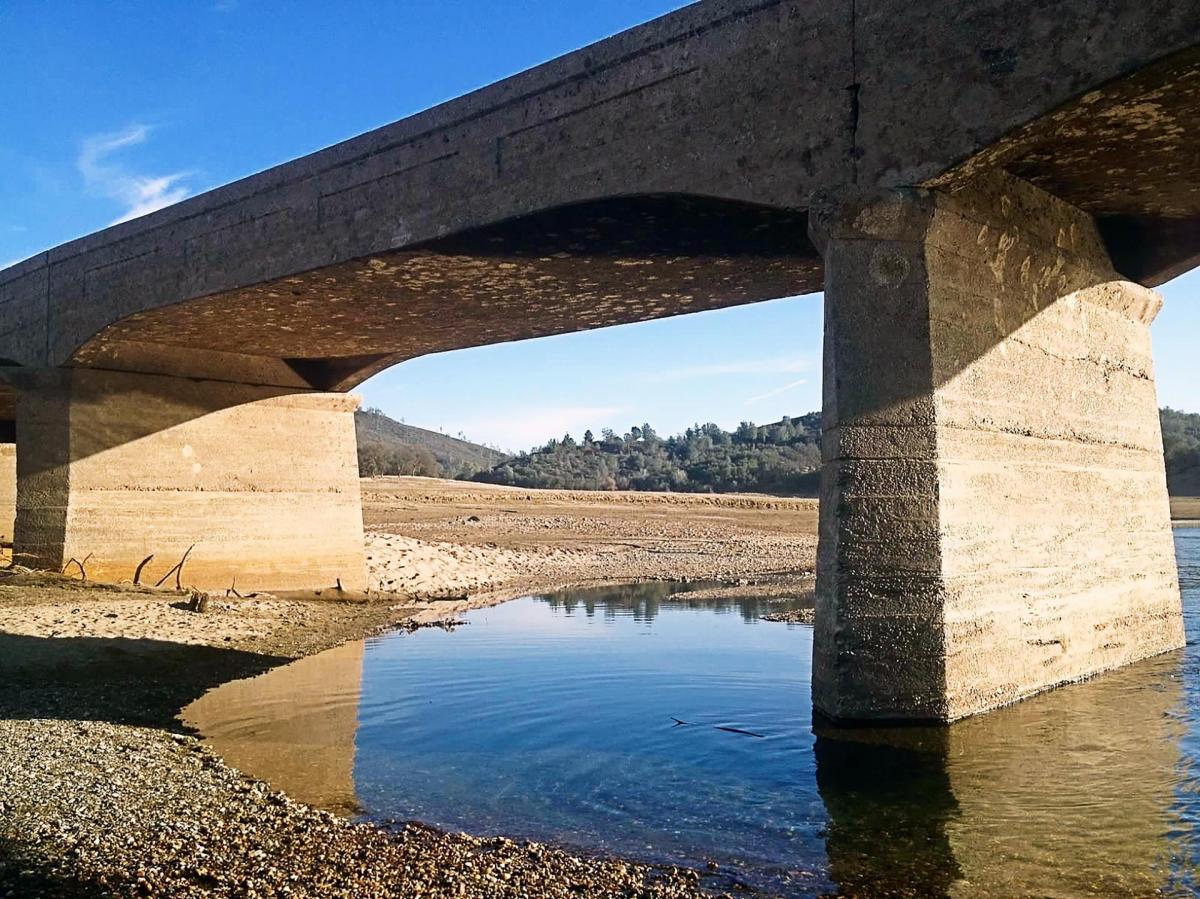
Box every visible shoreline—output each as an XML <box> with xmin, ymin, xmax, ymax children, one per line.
<box><xmin>0</xmin><ymin>584</ymin><xmax>769</xmax><ymax>898</ymax></box>
<box><xmin>0</xmin><ymin>479</ymin><xmax>819</xmax><ymax>898</ymax></box>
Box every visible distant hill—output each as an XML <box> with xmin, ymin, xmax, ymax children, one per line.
<box><xmin>473</xmin><ymin>416</ymin><xmax>823</xmax><ymax>495</ymax></box>
<box><xmin>468</xmin><ymin>408</ymin><xmax>1200</xmax><ymax>497</ymax></box>
<box><xmin>356</xmin><ymin>408</ymin><xmax>505</xmax><ymax>479</ymax></box>
<box><xmin>1172</xmin><ymin>467</ymin><xmax>1200</xmax><ymax>495</ymax></box>
<box><xmin>1163</xmin><ymin>408</ymin><xmax>1200</xmax><ymax>496</ymax></box>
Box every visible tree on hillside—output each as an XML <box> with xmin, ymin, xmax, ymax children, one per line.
<box><xmin>472</xmin><ymin>415</ymin><xmax>822</xmax><ymax>495</ymax></box>
<box><xmin>1162</xmin><ymin>408</ymin><xmax>1200</xmax><ymax>477</ymax></box>
<box><xmin>358</xmin><ymin>441</ymin><xmax>439</xmax><ymax>478</ymax></box>
<box><xmin>734</xmin><ymin>421</ymin><xmax>758</xmax><ymax>444</ymax></box>
<box><xmin>465</xmin><ymin>407</ymin><xmax>1199</xmax><ymax>498</ymax></box>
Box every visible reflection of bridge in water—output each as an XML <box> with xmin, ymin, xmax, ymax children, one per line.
<box><xmin>183</xmin><ymin>561</ymin><xmax>1200</xmax><ymax>895</ymax></box>
<box><xmin>182</xmin><ymin>641</ymin><xmax>366</xmax><ymax>815</ymax></box>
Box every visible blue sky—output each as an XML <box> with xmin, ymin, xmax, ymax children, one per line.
<box><xmin>1</xmin><ymin>1</ymin><xmax>1196</xmax><ymax>450</ymax></box>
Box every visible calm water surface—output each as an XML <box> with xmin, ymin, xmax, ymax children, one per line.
<box><xmin>186</xmin><ymin>533</ymin><xmax>1200</xmax><ymax>897</ymax></box>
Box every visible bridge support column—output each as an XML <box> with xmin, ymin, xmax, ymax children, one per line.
<box><xmin>11</xmin><ymin>369</ymin><xmax>366</xmax><ymax>592</ymax></box>
<box><xmin>810</xmin><ymin>173</ymin><xmax>1184</xmax><ymax>722</ymax></box>
<box><xmin>0</xmin><ymin>436</ymin><xmax>13</xmax><ymax>554</ymax></box>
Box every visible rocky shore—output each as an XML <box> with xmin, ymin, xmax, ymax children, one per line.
<box><xmin>0</xmin><ymin>479</ymin><xmax>820</xmax><ymax>898</ymax></box>
<box><xmin>1</xmin><ymin>720</ymin><xmax>720</xmax><ymax>898</ymax></box>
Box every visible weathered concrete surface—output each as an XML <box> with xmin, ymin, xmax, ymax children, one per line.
<box><xmin>0</xmin><ymin>1</ymin><xmax>1196</xmax><ymax>389</ymax></box>
<box><xmin>0</xmin><ymin>443</ymin><xmax>14</xmax><ymax>550</ymax></box>
<box><xmin>0</xmin><ymin>0</ymin><xmax>1196</xmax><ymax>717</ymax></box>
<box><xmin>812</xmin><ymin>173</ymin><xmax>1183</xmax><ymax>721</ymax></box>
<box><xmin>69</xmin><ymin>197</ymin><xmax>821</xmax><ymax>391</ymax></box>
<box><xmin>934</xmin><ymin>45</ymin><xmax>1200</xmax><ymax>285</ymax></box>
<box><xmin>10</xmin><ymin>370</ymin><xmax>366</xmax><ymax>592</ymax></box>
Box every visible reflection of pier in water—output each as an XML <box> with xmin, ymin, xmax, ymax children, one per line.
<box><xmin>182</xmin><ymin>641</ymin><xmax>365</xmax><ymax>814</ymax></box>
<box><xmin>816</xmin><ymin>650</ymin><xmax>1196</xmax><ymax>897</ymax></box>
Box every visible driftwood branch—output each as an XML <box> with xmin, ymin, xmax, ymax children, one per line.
<box><xmin>670</xmin><ymin>717</ymin><xmax>765</xmax><ymax>739</ymax></box>
<box><xmin>62</xmin><ymin>553</ymin><xmax>95</xmax><ymax>582</ymax></box>
<box><xmin>185</xmin><ymin>590</ymin><xmax>210</xmax><ymax>613</ymax></box>
<box><xmin>155</xmin><ymin>544</ymin><xmax>195</xmax><ymax>589</ymax></box>
<box><xmin>133</xmin><ymin>554</ymin><xmax>155</xmax><ymax>586</ymax></box>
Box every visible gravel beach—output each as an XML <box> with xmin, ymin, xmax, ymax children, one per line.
<box><xmin>0</xmin><ymin>719</ymin><xmax>722</xmax><ymax>898</ymax></box>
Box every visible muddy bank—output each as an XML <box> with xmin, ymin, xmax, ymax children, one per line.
<box><xmin>1171</xmin><ymin>497</ymin><xmax>1200</xmax><ymax>521</ymax></box>
<box><xmin>1173</xmin><ymin>497</ymin><xmax>1200</xmax><ymax>526</ymax></box>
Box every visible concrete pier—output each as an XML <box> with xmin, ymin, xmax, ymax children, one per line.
<box><xmin>810</xmin><ymin>174</ymin><xmax>1184</xmax><ymax>722</ymax></box>
<box><xmin>0</xmin><ymin>442</ymin><xmax>14</xmax><ymax>553</ymax></box>
<box><xmin>10</xmin><ymin>369</ymin><xmax>366</xmax><ymax>592</ymax></box>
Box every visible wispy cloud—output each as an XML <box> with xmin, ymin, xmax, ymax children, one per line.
<box><xmin>641</xmin><ymin>356</ymin><xmax>811</xmax><ymax>384</ymax></box>
<box><xmin>450</xmin><ymin>405</ymin><xmax>632</xmax><ymax>452</ymax></box>
<box><xmin>78</xmin><ymin>125</ymin><xmax>192</xmax><ymax>225</ymax></box>
<box><xmin>745</xmin><ymin>378</ymin><xmax>808</xmax><ymax>406</ymax></box>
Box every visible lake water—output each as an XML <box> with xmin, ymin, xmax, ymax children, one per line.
<box><xmin>185</xmin><ymin>532</ymin><xmax>1200</xmax><ymax>897</ymax></box>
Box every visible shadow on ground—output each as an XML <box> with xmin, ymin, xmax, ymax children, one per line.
<box><xmin>0</xmin><ymin>836</ymin><xmax>116</xmax><ymax>899</ymax></box>
<box><xmin>0</xmin><ymin>631</ymin><xmax>290</xmax><ymax>728</ymax></box>
<box><xmin>0</xmin><ymin>631</ymin><xmax>295</xmax><ymax>896</ymax></box>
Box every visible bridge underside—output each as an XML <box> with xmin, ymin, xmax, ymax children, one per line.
<box><xmin>71</xmin><ymin>196</ymin><xmax>820</xmax><ymax>390</ymax></box>
<box><xmin>935</xmin><ymin>44</ymin><xmax>1200</xmax><ymax>286</ymax></box>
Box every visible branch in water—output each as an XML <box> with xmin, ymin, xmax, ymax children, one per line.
<box><xmin>670</xmin><ymin>717</ymin><xmax>765</xmax><ymax>738</ymax></box>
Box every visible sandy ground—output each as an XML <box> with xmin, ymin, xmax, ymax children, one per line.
<box><xmin>0</xmin><ymin>479</ymin><xmax>819</xmax><ymax>651</ymax></box>
<box><xmin>0</xmin><ymin>478</ymin><xmax>818</xmax><ymax>899</ymax></box>
<box><xmin>362</xmin><ymin>476</ymin><xmax>818</xmax><ymax>600</ymax></box>
<box><xmin>1173</xmin><ymin>497</ymin><xmax>1200</xmax><ymax>524</ymax></box>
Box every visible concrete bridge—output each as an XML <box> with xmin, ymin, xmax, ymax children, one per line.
<box><xmin>1</xmin><ymin>0</ymin><xmax>1197</xmax><ymax>721</ymax></box>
